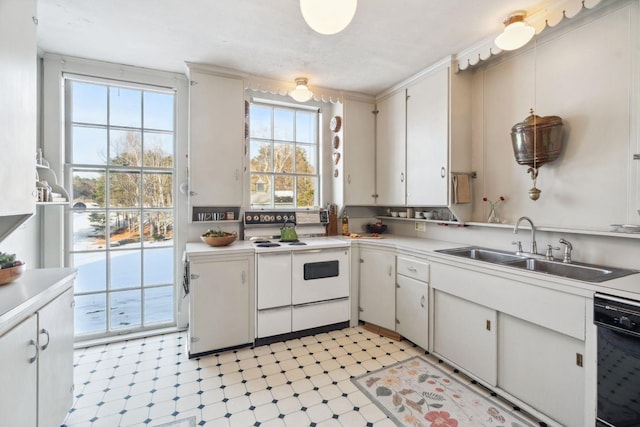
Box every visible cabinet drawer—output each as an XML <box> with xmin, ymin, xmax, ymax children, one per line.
<box><xmin>292</xmin><ymin>298</ymin><xmax>350</xmax><ymax>332</ymax></box>
<box><xmin>397</xmin><ymin>256</ymin><xmax>429</xmax><ymax>282</ymax></box>
<box><xmin>257</xmin><ymin>307</ymin><xmax>291</xmax><ymax>338</ymax></box>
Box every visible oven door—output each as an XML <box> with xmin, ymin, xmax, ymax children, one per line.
<box><xmin>291</xmin><ymin>248</ymin><xmax>349</xmax><ymax>305</ymax></box>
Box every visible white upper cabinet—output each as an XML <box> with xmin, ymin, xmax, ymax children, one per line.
<box><xmin>406</xmin><ymin>67</ymin><xmax>449</xmax><ymax>206</ymax></box>
<box><xmin>188</xmin><ymin>69</ymin><xmax>244</xmax><ymax>208</ymax></box>
<box><xmin>375</xmin><ymin>90</ymin><xmax>407</xmax><ymax>206</ymax></box>
<box><xmin>342</xmin><ymin>99</ymin><xmax>376</xmax><ymax>205</ymax></box>
<box><xmin>0</xmin><ymin>0</ymin><xmax>37</xmax><ymax>239</ymax></box>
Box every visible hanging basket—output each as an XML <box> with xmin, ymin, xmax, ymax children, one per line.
<box><xmin>511</xmin><ymin>112</ymin><xmax>564</xmax><ymax>168</ymax></box>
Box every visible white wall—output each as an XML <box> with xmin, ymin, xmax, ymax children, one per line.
<box><xmin>470</xmin><ymin>1</ymin><xmax>638</xmax><ymax>229</ymax></box>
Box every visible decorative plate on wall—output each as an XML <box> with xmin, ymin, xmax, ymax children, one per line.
<box><xmin>330</xmin><ymin>116</ymin><xmax>342</xmax><ymax>132</ymax></box>
<box><xmin>333</xmin><ymin>135</ymin><xmax>340</xmax><ymax>149</ymax></box>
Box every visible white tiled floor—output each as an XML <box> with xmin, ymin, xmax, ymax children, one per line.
<box><xmin>62</xmin><ymin>325</ymin><xmax>541</xmax><ymax>427</ymax></box>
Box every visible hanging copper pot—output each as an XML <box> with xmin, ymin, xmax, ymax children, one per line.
<box><xmin>511</xmin><ymin>111</ymin><xmax>564</xmax><ymax>167</ymax></box>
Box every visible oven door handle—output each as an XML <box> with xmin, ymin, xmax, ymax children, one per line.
<box><xmin>293</xmin><ymin>297</ymin><xmax>349</xmax><ymax>308</ymax></box>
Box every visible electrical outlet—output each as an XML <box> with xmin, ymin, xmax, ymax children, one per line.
<box><xmin>415</xmin><ymin>222</ymin><xmax>426</xmax><ymax>232</ymax></box>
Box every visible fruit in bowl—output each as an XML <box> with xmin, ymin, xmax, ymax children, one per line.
<box><xmin>0</xmin><ymin>252</ymin><xmax>25</xmax><ymax>285</ymax></box>
<box><xmin>200</xmin><ymin>229</ymin><xmax>238</xmax><ymax>247</ymax></box>
<box><xmin>366</xmin><ymin>222</ymin><xmax>387</xmax><ymax>234</ymax></box>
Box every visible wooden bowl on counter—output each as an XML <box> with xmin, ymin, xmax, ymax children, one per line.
<box><xmin>200</xmin><ymin>233</ymin><xmax>237</xmax><ymax>247</ymax></box>
<box><xmin>0</xmin><ymin>263</ymin><xmax>25</xmax><ymax>285</ymax></box>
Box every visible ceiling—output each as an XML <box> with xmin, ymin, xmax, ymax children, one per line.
<box><xmin>37</xmin><ymin>0</ymin><xmax>548</xmax><ymax>95</ymax></box>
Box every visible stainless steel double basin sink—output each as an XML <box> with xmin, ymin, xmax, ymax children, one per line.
<box><xmin>436</xmin><ymin>246</ymin><xmax>638</xmax><ymax>283</ymax></box>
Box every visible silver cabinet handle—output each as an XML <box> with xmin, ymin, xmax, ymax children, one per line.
<box><xmin>420</xmin><ymin>295</ymin><xmax>425</xmax><ymax>308</ymax></box>
<box><xmin>40</xmin><ymin>328</ymin><xmax>50</xmax><ymax>351</ymax></box>
<box><xmin>440</xmin><ymin>167</ymin><xmax>446</xmax><ymax>178</ymax></box>
<box><xmin>28</xmin><ymin>339</ymin><xmax>39</xmax><ymax>364</ymax></box>
<box><xmin>348</xmin><ymin>174</ymin><xmax>351</xmax><ymax>184</ymax></box>
<box><xmin>400</xmin><ymin>172</ymin><xmax>405</xmax><ymax>183</ymax></box>
<box><xmin>388</xmin><ymin>266</ymin><xmax>393</xmax><ymax>276</ymax></box>
<box><xmin>241</xmin><ymin>270</ymin><xmax>246</xmax><ymax>284</ymax></box>
<box><xmin>189</xmin><ymin>190</ymin><xmax>197</xmax><ymax>196</ymax></box>
<box><xmin>408</xmin><ymin>266</ymin><xmax>417</xmax><ymax>272</ymax></box>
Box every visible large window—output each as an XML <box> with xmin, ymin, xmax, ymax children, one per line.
<box><xmin>249</xmin><ymin>101</ymin><xmax>319</xmax><ymax>208</ymax></box>
<box><xmin>66</xmin><ymin>78</ymin><xmax>176</xmax><ymax>340</ymax></box>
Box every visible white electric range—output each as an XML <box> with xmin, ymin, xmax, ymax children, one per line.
<box><xmin>244</xmin><ymin>210</ymin><xmax>351</xmax><ymax>345</ymax></box>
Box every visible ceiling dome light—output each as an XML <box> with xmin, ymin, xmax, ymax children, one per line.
<box><xmin>495</xmin><ymin>11</ymin><xmax>535</xmax><ymax>51</ymax></box>
<box><xmin>300</xmin><ymin>0</ymin><xmax>357</xmax><ymax>35</ymax></box>
<box><xmin>289</xmin><ymin>77</ymin><xmax>313</xmax><ymax>102</ymax></box>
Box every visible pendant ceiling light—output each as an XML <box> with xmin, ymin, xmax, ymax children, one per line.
<box><xmin>289</xmin><ymin>77</ymin><xmax>313</xmax><ymax>102</ymax></box>
<box><xmin>300</xmin><ymin>0</ymin><xmax>357</xmax><ymax>35</ymax></box>
<box><xmin>495</xmin><ymin>11</ymin><xmax>535</xmax><ymax>51</ymax></box>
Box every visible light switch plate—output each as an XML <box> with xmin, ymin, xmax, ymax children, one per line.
<box><xmin>415</xmin><ymin>222</ymin><xmax>426</xmax><ymax>232</ymax></box>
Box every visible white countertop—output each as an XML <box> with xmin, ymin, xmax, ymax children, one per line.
<box><xmin>185</xmin><ymin>234</ymin><xmax>640</xmax><ymax>300</ymax></box>
<box><xmin>0</xmin><ymin>268</ymin><xmax>77</xmax><ymax>336</ymax></box>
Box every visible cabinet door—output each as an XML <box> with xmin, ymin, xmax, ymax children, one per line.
<box><xmin>189</xmin><ymin>71</ymin><xmax>244</xmax><ymax>207</ymax></box>
<box><xmin>0</xmin><ymin>315</ymin><xmax>37</xmax><ymax>427</ymax></box>
<box><xmin>343</xmin><ymin>99</ymin><xmax>376</xmax><ymax>205</ymax></box>
<box><xmin>38</xmin><ymin>288</ymin><xmax>74</xmax><ymax>427</ymax></box>
<box><xmin>433</xmin><ymin>290</ymin><xmax>497</xmax><ymax>385</ymax></box>
<box><xmin>359</xmin><ymin>248</ymin><xmax>395</xmax><ymax>330</ymax></box>
<box><xmin>396</xmin><ymin>275</ymin><xmax>428</xmax><ymax>350</ymax></box>
<box><xmin>257</xmin><ymin>253</ymin><xmax>291</xmax><ymax>309</ymax></box>
<box><xmin>406</xmin><ymin>67</ymin><xmax>449</xmax><ymax>206</ymax></box>
<box><xmin>189</xmin><ymin>259</ymin><xmax>250</xmax><ymax>354</ymax></box>
<box><xmin>0</xmin><ymin>0</ymin><xmax>37</xmax><ymax>219</ymax></box>
<box><xmin>498</xmin><ymin>313</ymin><xmax>585</xmax><ymax>427</ymax></box>
<box><xmin>376</xmin><ymin>91</ymin><xmax>406</xmax><ymax>206</ymax></box>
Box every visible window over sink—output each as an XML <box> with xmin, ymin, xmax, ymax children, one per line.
<box><xmin>249</xmin><ymin>100</ymin><xmax>319</xmax><ymax>208</ymax></box>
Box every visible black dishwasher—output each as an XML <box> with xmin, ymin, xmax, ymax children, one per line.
<box><xmin>594</xmin><ymin>294</ymin><xmax>640</xmax><ymax>427</ymax></box>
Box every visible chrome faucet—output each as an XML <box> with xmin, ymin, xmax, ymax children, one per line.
<box><xmin>514</xmin><ymin>216</ymin><xmax>537</xmax><ymax>254</ymax></box>
<box><xmin>559</xmin><ymin>238</ymin><xmax>573</xmax><ymax>263</ymax></box>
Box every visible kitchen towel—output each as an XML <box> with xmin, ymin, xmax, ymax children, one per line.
<box><xmin>452</xmin><ymin>173</ymin><xmax>471</xmax><ymax>204</ymax></box>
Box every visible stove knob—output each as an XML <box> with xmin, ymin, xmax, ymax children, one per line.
<box><xmin>276</xmin><ymin>215</ymin><xmax>282</xmax><ymax>220</ymax></box>
<box><xmin>253</xmin><ymin>215</ymin><xmax>259</xmax><ymax>221</ymax></box>
<box><xmin>245</xmin><ymin>215</ymin><xmax>252</xmax><ymax>222</ymax></box>
<box><xmin>269</xmin><ymin>215</ymin><xmax>275</xmax><ymax>221</ymax></box>
<box><xmin>619</xmin><ymin>316</ymin><xmax>632</xmax><ymax>328</ymax></box>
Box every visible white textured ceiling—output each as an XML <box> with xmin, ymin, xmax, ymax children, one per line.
<box><xmin>37</xmin><ymin>0</ymin><xmax>547</xmax><ymax>95</ymax></box>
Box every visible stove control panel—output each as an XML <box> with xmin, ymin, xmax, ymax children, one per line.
<box><xmin>244</xmin><ymin>210</ymin><xmax>328</xmax><ymax>225</ymax></box>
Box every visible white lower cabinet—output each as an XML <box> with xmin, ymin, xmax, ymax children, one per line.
<box><xmin>0</xmin><ymin>286</ymin><xmax>74</xmax><ymax>427</ymax></box>
<box><xmin>433</xmin><ymin>290</ymin><xmax>497</xmax><ymax>385</ymax></box>
<box><xmin>38</xmin><ymin>288</ymin><xmax>74</xmax><ymax>426</ymax></box>
<box><xmin>0</xmin><ymin>315</ymin><xmax>37</xmax><ymax>426</ymax></box>
<box><xmin>498</xmin><ymin>313</ymin><xmax>585</xmax><ymax>427</ymax></box>
<box><xmin>395</xmin><ymin>255</ymin><xmax>429</xmax><ymax>349</ymax></box>
<box><xmin>188</xmin><ymin>256</ymin><xmax>252</xmax><ymax>356</ymax></box>
<box><xmin>358</xmin><ymin>247</ymin><xmax>396</xmax><ymax>331</ymax></box>
<box><xmin>396</xmin><ymin>275</ymin><xmax>428</xmax><ymax>349</ymax></box>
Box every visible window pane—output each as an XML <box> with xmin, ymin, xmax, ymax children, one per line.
<box><xmin>274</xmin><ymin>143</ymin><xmax>294</xmax><ymax>173</ymax></box>
<box><xmin>72</xmin><ymin>170</ymin><xmax>106</xmax><ymax>209</ymax></box>
<box><xmin>143</xmin><ymin>211</ymin><xmax>173</xmax><ymax>246</ymax></box>
<box><xmin>144</xmin><ymin>132</ymin><xmax>173</xmax><ymax>167</ymax></box>
<box><xmin>296</xmin><ymin>111</ymin><xmax>316</xmax><ymax>143</ymax></box>
<box><xmin>110</xmin><ymin>290</ymin><xmax>141</xmax><ymax>330</ymax></box>
<box><xmin>110</xmin><ymin>129</ymin><xmax>142</xmax><ymax>166</ymax></box>
<box><xmin>73</xmin><ymin>252</ymin><xmax>106</xmax><ymax>293</ymax></box>
<box><xmin>144</xmin><ymin>286</ymin><xmax>174</xmax><ymax>325</ymax></box>
<box><xmin>109</xmin><ymin>211</ymin><xmax>141</xmax><ymax>248</ymax></box>
<box><xmin>75</xmin><ymin>294</ymin><xmax>107</xmax><ymax>335</ymax></box>
<box><xmin>72</xmin><ymin>126</ymin><xmax>107</xmax><ymax>165</ymax></box>
<box><xmin>143</xmin><ymin>173</ymin><xmax>173</xmax><ymax>208</ymax></box>
<box><xmin>274</xmin><ymin>109</ymin><xmax>294</xmax><ymax>141</ymax></box>
<box><xmin>296</xmin><ymin>144</ymin><xmax>316</xmax><ymax>174</ymax></box>
<box><xmin>110</xmin><ymin>87</ymin><xmax>141</xmax><ymax>128</ymax></box>
<box><xmin>71</xmin><ymin>82</ymin><xmax>107</xmax><ymax>125</ymax></box>
<box><xmin>144</xmin><ymin>248</ymin><xmax>173</xmax><ymax>286</ymax></box>
<box><xmin>250</xmin><ymin>140</ymin><xmax>272</xmax><ymax>173</ymax></box>
<box><xmin>144</xmin><ymin>91</ymin><xmax>174</xmax><ymax>131</ymax></box>
<box><xmin>250</xmin><ymin>174</ymin><xmax>272</xmax><ymax>207</ymax></box>
<box><xmin>109</xmin><ymin>172</ymin><xmax>141</xmax><ymax>208</ymax></box>
<box><xmin>297</xmin><ymin>176</ymin><xmax>317</xmax><ymax>207</ymax></box>
<box><xmin>110</xmin><ymin>249</ymin><xmax>141</xmax><ymax>289</ymax></box>
<box><xmin>275</xmin><ymin>175</ymin><xmax>294</xmax><ymax>207</ymax></box>
<box><xmin>250</xmin><ymin>105</ymin><xmax>272</xmax><ymax>138</ymax></box>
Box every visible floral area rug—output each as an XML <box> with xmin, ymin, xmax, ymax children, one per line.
<box><xmin>352</xmin><ymin>356</ymin><xmax>536</xmax><ymax>427</ymax></box>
